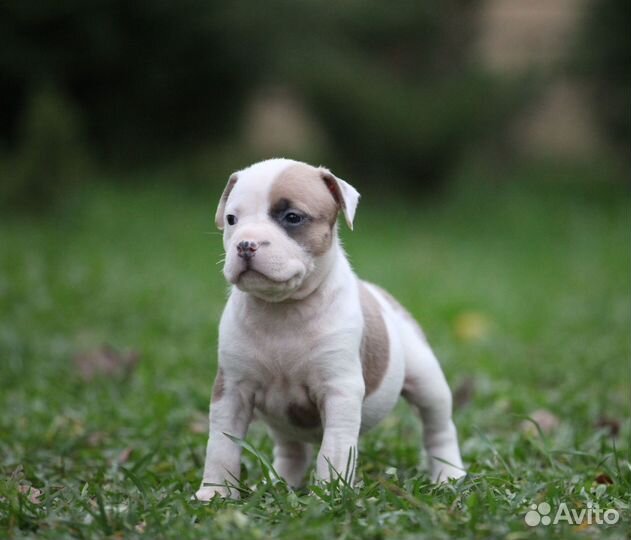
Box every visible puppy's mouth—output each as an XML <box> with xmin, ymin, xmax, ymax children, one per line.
<box><xmin>235</xmin><ymin>268</ymin><xmax>289</xmax><ymax>284</ymax></box>
<box><xmin>223</xmin><ymin>255</ymin><xmax>306</xmax><ymax>297</ymax></box>
<box><xmin>228</xmin><ymin>264</ymin><xmax>302</xmax><ymax>287</ymax></box>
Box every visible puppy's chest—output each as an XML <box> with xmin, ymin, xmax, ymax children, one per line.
<box><xmin>224</xmin><ymin>323</ymin><xmax>329</xmax><ymax>433</ymax></box>
<box><xmin>253</xmin><ymin>377</ymin><xmax>322</xmax><ymax>433</ymax></box>
<box><xmin>225</xmin><ymin>307</ymin><xmax>334</xmax><ymax>376</ymax></box>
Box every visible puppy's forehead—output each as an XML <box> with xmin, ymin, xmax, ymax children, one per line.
<box><xmin>269</xmin><ymin>163</ymin><xmax>336</xmax><ymax>219</ymax></box>
<box><xmin>230</xmin><ymin>159</ymin><xmax>295</xmax><ymax>204</ymax></box>
<box><xmin>232</xmin><ymin>159</ymin><xmax>336</xmax><ymax>219</ymax></box>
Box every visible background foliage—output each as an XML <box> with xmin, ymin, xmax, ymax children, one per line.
<box><xmin>1</xmin><ymin>0</ymin><xmax>627</xmax><ymax>205</ymax></box>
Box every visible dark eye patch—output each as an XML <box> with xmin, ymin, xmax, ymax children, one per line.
<box><xmin>268</xmin><ymin>196</ymin><xmax>334</xmax><ymax>256</ymax></box>
<box><xmin>269</xmin><ymin>198</ymin><xmax>311</xmax><ymax>231</ymax></box>
<box><xmin>269</xmin><ymin>197</ymin><xmax>291</xmax><ymax>217</ymax></box>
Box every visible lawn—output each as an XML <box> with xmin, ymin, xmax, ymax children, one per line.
<box><xmin>0</xmin><ymin>162</ymin><xmax>628</xmax><ymax>539</ymax></box>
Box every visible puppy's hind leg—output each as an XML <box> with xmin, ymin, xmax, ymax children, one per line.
<box><xmin>401</xmin><ymin>334</ymin><xmax>465</xmax><ymax>482</ymax></box>
<box><xmin>269</xmin><ymin>429</ymin><xmax>313</xmax><ymax>488</ymax></box>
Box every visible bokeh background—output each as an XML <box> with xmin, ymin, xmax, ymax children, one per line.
<box><xmin>1</xmin><ymin>1</ymin><xmax>628</xmax><ymax>538</ymax></box>
<box><xmin>0</xmin><ymin>0</ymin><xmax>628</xmax><ymax>203</ymax></box>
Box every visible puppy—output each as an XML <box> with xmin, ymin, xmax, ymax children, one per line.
<box><xmin>196</xmin><ymin>159</ymin><xmax>465</xmax><ymax>500</ymax></box>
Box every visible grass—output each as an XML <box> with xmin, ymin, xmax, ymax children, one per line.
<box><xmin>0</xmin><ymin>162</ymin><xmax>629</xmax><ymax>539</ymax></box>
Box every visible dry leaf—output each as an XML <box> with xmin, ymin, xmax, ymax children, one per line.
<box><xmin>10</xmin><ymin>465</ymin><xmax>24</xmax><ymax>481</ymax></box>
<box><xmin>117</xmin><ymin>447</ymin><xmax>134</xmax><ymax>464</ymax></box>
<box><xmin>73</xmin><ymin>344</ymin><xmax>140</xmax><ymax>382</ymax></box>
<box><xmin>595</xmin><ymin>473</ymin><xmax>613</xmax><ymax>485</ymax></box>
<box><xmin>453</xmin><ymin>377</ymin><xmax>476</xmax><ymax>410</ymax></box>
<box><xmin>18</xmin><ymin>485</ymin><xmax>42</xmax><ymax>505</ymax></box>
<box><xmin>595</xmin><ymin>416</ymin><xmax>620</xmax><ymax>437</ymax></box>
<box><xmin>454</xmin><ymin>311</ymin><xmax>491</xmax><ymax>342</ymax></box>
<box><xmin>87</xmin><ymin>431</ymin><xmax>108</xmax><ymax>447</ymax></box>
<box><xmin>521</xmin><ymin>409</ymin><xmax>560</xmax><ymax>436</ymax></box>
<box><xmin>188</xmin><ymin>411</ymin><xmax>208</xmax><ymax>434</ymax></box>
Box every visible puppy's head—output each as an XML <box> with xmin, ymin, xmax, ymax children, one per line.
<box><xmin>215</xmin><ymin>159</ymin><xmax>359</xmax><ymax>302</ymax></box>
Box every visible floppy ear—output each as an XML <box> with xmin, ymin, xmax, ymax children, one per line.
<box><xmin>214</xmin><ymin>173</ymin><xmax>239</xmax><ymax>230</ymax></box>
<box><xmin>320</xmin><ymin>169</ymin><xmax>360</xmax><ymax>230</ymax></box>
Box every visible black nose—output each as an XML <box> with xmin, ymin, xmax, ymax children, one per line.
<box><xmin>237</xmin><ymin>240</ymin><xmax>258</xmax><ymax>260</ymax></box>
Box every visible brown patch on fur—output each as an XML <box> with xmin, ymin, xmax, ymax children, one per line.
<box><xmin>268</xmin><ymin>163</ymin><xmax>339</xmax><ymax>256</ymax></box>
<box><xmin>211</xmin><ymin>368</ymin><xmax>225</xmax><ymax>402</ymax></box>
<box><xmin>287</xmin><ymin>401</ymin><xmax>321</xmax><ymax>429</ymax></box>
<box><xmin>321</xmin><ymin>172</ymin><xmax>347</xmax><ymax>215</ymax></box>
<box><xmin>359</xmin><ymin>282</ymin><xmax>390</xmax><ymax>396</ymax></box>
<box><xmin>372</xmin><ymin>284</ymin><xmax>426</xmax><ymax>342</ymax></box>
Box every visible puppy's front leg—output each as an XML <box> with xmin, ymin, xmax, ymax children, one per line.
<box><xmin>195</xmin><ymin>371</ymin><xmax>253</xmax><ymax>501</ymax></box>
<box><xmin>316</xmin><ymin>383</ymin><xmax>363</xmax><ymax>484</ymax></box>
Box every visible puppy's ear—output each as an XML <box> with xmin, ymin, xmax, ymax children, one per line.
<box><xmin>320</xmin><ymin>169</ymin><xmax>360</xmax><ymax>230</ymax></box>
<box><xmin>215</xmin><ymin>173</ymin><xmax>238</xmax><ymax>230</ymax></box>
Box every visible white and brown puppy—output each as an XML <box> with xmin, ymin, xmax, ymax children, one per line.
<box><xmin>196</xmin><ymin>158</ymin><xmax>465</xmax><ymax>500</ymax></box>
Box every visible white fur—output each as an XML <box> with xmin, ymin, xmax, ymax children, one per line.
<box><xmin>195</xmin><ymin>159</ymin><xmax>464</xmax><ymax>501</ymax></box>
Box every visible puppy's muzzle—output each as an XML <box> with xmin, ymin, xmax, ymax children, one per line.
<box><xmin>237</xmin><ymin>240</ymin><xmax>260</xmax><ymax>261</ymax></box>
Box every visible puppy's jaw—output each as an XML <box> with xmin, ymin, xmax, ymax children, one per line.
<box><xmin>224</xmin><ymin>257</ymin><xmax>305</xmax><ymax>286</ymax></box>
<box><xmin>234</xmin><ymin>270</ymin><xmax>307</xmax><ymax>302</ymax></box>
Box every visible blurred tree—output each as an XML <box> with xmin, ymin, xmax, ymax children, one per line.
<box><xmin>222</xmin><ymin>0</ymin><xmax>520</xmax><ymax>190</ymax></box>
<box><xmin>0</xmin><ymin>1</ymin><xmax>252</xmax><ymax>162</ymax></box>
<box><xmin>1</xmin><ymin>86</ymin><xmax>90</xmax><ymax>208</ymax></box>
<box><xmin>574</xmin><ymin>0</ymin><xmax>630</xmax><ymax>155</ymax></box>
<box><xmin>1</xmin><ymin>0</ymin><xmax>523</xmax><ymax>192</ymax></box>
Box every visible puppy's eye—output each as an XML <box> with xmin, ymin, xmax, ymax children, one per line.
<box><xmin>283</xmin><ymin>212</ymin><xmax>303</xmax><ymax>225</ymax></box>
<box><xmin>226</xmin><ymin>214</ymin><xmax>237</xmax><ymax>226</ymax></box>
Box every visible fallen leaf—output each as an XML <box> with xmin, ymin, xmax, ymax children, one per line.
<box><xmin>18</xmin><ymin>485</ymin><xmax>42</xmax><ymax>504</ymax></box>
<box><xmin>10</xmin><ymin>465</ymin><xmax>24</xmax><ymax>481</ymax></box>
<box><xmin>73</xmin><ymin>344</ymin><xmax>140</xmax><ymax>382</ymax></box>
<box><xmin>87</xmin><ymin>431</ymin><xmax>108</xmax><ymax>446</ymax></box>
<box><xmin>595</xmin><ymin>416</ymin><xmax>620</xmax><ymax>437</ymax></box>
<box><xmin>521</xmin><ymin>409</ymin><xmax>560</xmax><ymax>436</ymax></box>
<box><xmin>117</xmin><ymin>447</ymin><xmax>134</xmax><ymax>464</ymax></box>
<box><xmin>453</xmin><ymin>377</ymin><xmax>476</xmax><ymax>409</ymax></box>
<box><xmin>188</xmin><ymin>411</ymin><xmax>208</xmax><ymax>434</ymax></box>
<box><xmin>595</xmin><ymin>473</ymin><xmax>613</xmax><ymax>485</ymax></box>
<box><xmin>454</xmin><ymin>311</ymin><xmax>491</xmax><ymax>342</ymax></box>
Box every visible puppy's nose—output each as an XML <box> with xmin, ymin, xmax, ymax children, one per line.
<box><xmin>237</xmin><ymin>240</ymin><xmax>258</xmax><ymax>260</ymax></box>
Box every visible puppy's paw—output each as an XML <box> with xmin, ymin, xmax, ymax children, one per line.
<box><xmin>430</xmin><ymin>463</ymin><xmax>466</xmax><ymax>483</ymax></box>
<box><xmin>193</xmin><ymin>485</ymin><xmax>237</xmax><ymax>501</ymax></box>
